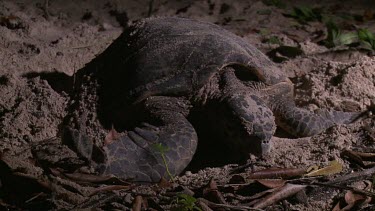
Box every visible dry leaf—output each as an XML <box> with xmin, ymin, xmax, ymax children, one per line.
<box><xmin>346</xmin><ymin>150</ymin><xmax>375</xmax><ymax>161</ymax></box>
<box><xmin>332</xmin><ymin>201</ymin><xmax>342</xmax><ymax>211</ymax></box>
<box><xmin>305</xmin><ymin>160</ymin><xmax>343</xmax><ymax>177</ymax></box>
<box><xmin>256</xmin><ymin>179</ymin><xmax>286</xmax><ymax>189</ymax></box>
<box><xmin>104</xmin><ymin>126</ymin><xmax>120</xmax><ymax>145</ymax></box>
<box><xmin>363</xmin><ymin>9</ymin><xmax>374</xmax><ymax>21</ymax></box>
<box><xmin>306</xmin><ymin>165</ymin><xmax>319</xmax><ymax>172</ymax></box>
<box><xmin>203</xmin><ymin>179</ymin><xmax>227</xmax><ymax>204</ymax></box>
<box><xmin>158</xmin><ymin>177</ymin><xmax>173</xmax><ymax>188</ymax></box>
<box><xmin>342</xmin><ymin>149</ymin><xmax>365</xmax><ymax>167</ymax></box>
<box><xmin>332</xmin><ymin>190</ymin><xmax>373</xmax><ymax>211</ymax></box>
<box><xmin>344</xmin><ymin>190</ymin><xmax>372</xmax><ymax>209</ymax></box>
<box><xmin>0</xmin><ymin>15</ymin><xmax>24</xmax><ymax>29</ymax></box>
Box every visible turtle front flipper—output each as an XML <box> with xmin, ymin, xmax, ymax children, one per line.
<box><xmin>98</xmin><ymin>96</ymin><xmax>198</xmax><ymax>182</ymax></box>
<box><xmin>274</xmin><ymin>103</ymin><xmax>364</xmax><ymax>137</ymax></box>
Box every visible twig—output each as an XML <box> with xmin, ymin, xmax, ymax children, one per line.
<box><xmin>72</xmin><ymin>54</ymin><xmax>77</xmax><ymax>92</ymax></box>
<box><xmin>307</xmin><ymin>182</ymin><xmax>375</xmax><ymax>197</ymax></box>
<box><xmin>74</xmin><ymin>193</ymin><xmax>118</xmax><ymax>209</ymax></box>
<box><xmin>326</xmin><ymin>167</ymin><xmax>375</xmax><ymax>185</ymax></box>
<box><xmin>71</xmin><ymin>45</ymin><xmax>94</xmax><ymax>49</ymax></box>
<box><xmin>44</xmin><ymin>0</ymin><xmax>50</xmax><ymax>20</ymax></box>
<box><xmin>12</xmin><ymin>172</ymin><xmax>52</xmax><ymax>191</ymax></box>
<box><xmin>52</xmin><ymin>169</ymin><xmax>130</xmax><ymax>185</ymax></box>
<box><xmin>25</xmin><ymin>192</ymin><xmax>44</xmax><ymax>203</ymax></box>
<box><xmin>132</xmin><ymin>195</ymin><xmax>143</xmax><ymax>211</ymax></box>
<box><xmin>148</xmin><ymin>0</ymin><xmax>154</xmax><ymax>17</ymax></box>
<box><xmin>252</xmin><ymin>184</ymin><xmax>306</xmax><ymax>209</ymax></box>
<box><xmin>364</xmin><ymin>123</ymin><xmax>375</xmax><ymax>142</ymax></box>
<box><xmin>197</xmin><ymin>198</ymin><xmax>264</xmax><ymax>211</ymax></box>
<box><xmin>287</xmin><ymin>175</ymin><xmax>324</xmax><ymax>183</ymax></box>
<box><xmin>225</xmin><ymin>189</ymin><xmax>274</xmax><ymax>203</ymax></box>
<box><xmin>204</xmin><ymin>179</ymin><xmax>227</xmax><ymax>204</ymax></box>
<box><xmin>89</xmin><ymin>185</ymin><xmax>132</xmax><ymax>196</ymax></box>
<box><xmin>290</xmin><ymin>168</ymin><xmax>375</xmax><ymax>197</ymax></box>
<box><xmin>229</xmin><ymin>163</ymin><xmax>253</xmax><ymax>174</ymax></box>
<box><xmin>197</xmin><ymin>200</ymin><xmax>214</xmax><ymax>211</ymax></box>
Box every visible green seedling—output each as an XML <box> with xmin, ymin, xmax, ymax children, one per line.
<box><xmin>258</xmin><ymin>29</ymin><xmax>281</xmax><ymax>45</ymax></box>
<box><xmin>358</xmin><ymin>28</ymin><xmax>375</xmax><ymax>51</ymax></box>
<box><xmin>325</xmin><ymin>21</ymin><xmax>358</xmax><ymax>48</ymax></box>
<box><xmin>262</xmin><ymin>0</ymin><xmax>286</xmax><ymax>9</ymax></box>
<box><xmin>259</xmin><ymin>28</ymin><xmax>270</xmax><ymax>36</ymax></box>
<box><xmin>289</xmin><ymin>6</ymin><xmax>322</xmax><ymax>23</ymax></box>
<box><xmin>267</xmin><ymin>36</ymin><xmax>282</xmax><ymax>45</ymax></box>
<box><xmin>172</xmin><ymin>193</ymin><xmax>202</xmax><ymax>211</ymax></box>
<box><xmin>152</xmin><ymin>143</ymin><xmax>174</xmax><ymax>181</ymax></box>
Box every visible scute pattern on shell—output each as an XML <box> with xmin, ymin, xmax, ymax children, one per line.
<box><xmin>120</xmin><ymin>17</ymin><xmax>288</xmax><ymax>102</ymax></box>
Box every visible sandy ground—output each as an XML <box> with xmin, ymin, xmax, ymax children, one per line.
<box><xmin>1</xmin><ymin>0</ymin><xmax>375</xmax><ymax>210</ymax></box>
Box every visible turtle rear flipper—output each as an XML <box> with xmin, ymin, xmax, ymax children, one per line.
<box><xmin>275</xmin><ymin>106</ymin><xmax>364</xmax><ymax>137</ymax></box>
<box><xmin>315</xmin><ymin>109</ymin><xmax>364</xmax><ymax>124</ymax></box>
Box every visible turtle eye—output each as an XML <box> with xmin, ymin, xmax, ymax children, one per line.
<box><xmin>233</xmin><ymin>65</ymin><xmax>261</xmax><ymax>83</ymax></box>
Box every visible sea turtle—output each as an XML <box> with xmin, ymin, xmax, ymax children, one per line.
<box><xmin>64</xmin><ymin>17</ymin><xmax>362</xmax><ymax>182</ymax></box>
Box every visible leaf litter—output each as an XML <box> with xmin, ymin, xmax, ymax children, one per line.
<box><xmin>1</xmin><ymin>0</ymin><xmax>375</xmax><ymax>210</ymax></box>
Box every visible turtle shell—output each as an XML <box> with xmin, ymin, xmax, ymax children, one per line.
<box><xmin>100</xmin><ymin>17</ymin><xmax>287</xmax><ymax>102</ymax></box>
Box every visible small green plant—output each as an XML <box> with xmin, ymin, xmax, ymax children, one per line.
<box><xmin>267</xmin><ymin>36</ymin><xmax>282</xmax><ymax>45</ymax></box>
<box><xmin>323</xmin><ymin>21</ymin><xmax>375</xmax><ymax>51</ymax></box>
<box><xmin>289</xmin><ymin>6</ymin><xmax>322</xmax><ymax>23</ymax></box>
<box><xmin>258</xmin><ymin>29</ymin><xmax>281</xmax><ymax>45</ymax></box>
<box><xmin>259</xmin><ymin>28</ymin><xmax>270</xmax><ymax>36</ymax></box>
<box><xmin>358</xmin><ymin>28</ymin><xmax>375</xmax><ymax>51</ymax></box>
<box><xmin>172</xmin><ymin>193</ymin><xmax>202</xmax><ymax>211</ymax></box>
<box><xmin>152</xmin><ymin>143</ymin><xmax>174</xmax><ymax>181</ymax></box>
<box><xmin>262</xmin><ymin>0</ymin><xmax>286</xmax><ymax>9</ymax></box>
<box><xmin>325</xmin><ymin>21</ymin><xmax>358</xmax><ymax>48</ymax></box>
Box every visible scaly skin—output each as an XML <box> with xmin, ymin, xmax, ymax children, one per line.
<box><xmin>61</xmin><ymin>17</ymin><xmax>363</xmax><ymax>182</ymax></box>
<box><xmin>92</xmin><ymin>67</ymin><xmax>361</xmax><ymax>182</ymax></box>
<box><xmin>274</xmin><ymin>103</ymin><xmax>362</xmax><ymax>137</ymax></box>
<box><xmin>98</xmin><ymin>96</ymin><xmax>197</xmax><ymax>182</ymax></box>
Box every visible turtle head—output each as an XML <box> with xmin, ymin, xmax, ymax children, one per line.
<box><xmin>223</xmin><ymin>93</ymin><xmax>276</xmax><ymax>156</ymax></box>
<box><xmin>220</xmin><ymin>67</ymin><xmax>277</xmax><ymax>157</ymax></box>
